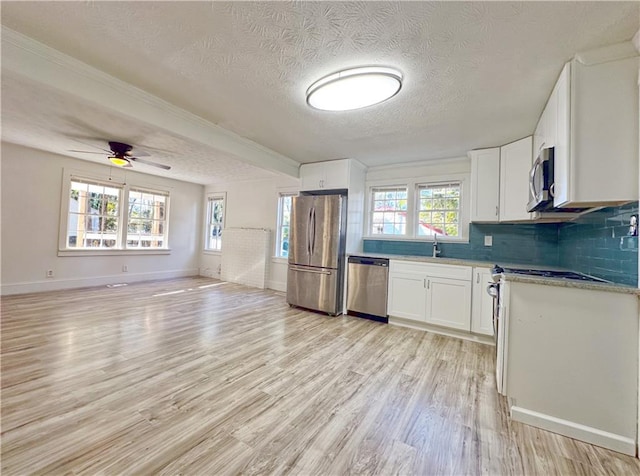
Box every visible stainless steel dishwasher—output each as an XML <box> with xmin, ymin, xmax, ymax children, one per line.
<box><xmin>346</xmin><ymin>256</ymin><xmax>389</xmax><ymax>323</ymax></box>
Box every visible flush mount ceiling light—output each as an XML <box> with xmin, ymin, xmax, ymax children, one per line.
<box><xmin>306</xmin><ymin>66</ymin><xmax>403</xmax><ymax>111</ymax></box>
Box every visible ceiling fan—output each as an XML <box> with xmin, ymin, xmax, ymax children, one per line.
<box><xmin>69</xmin><ymin>141</ymin><xmax>171</xmax><ymax>170</ymax></box>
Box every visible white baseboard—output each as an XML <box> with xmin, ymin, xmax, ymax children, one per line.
<box><xmin>267</xmin><ymin>280</ymin><xmax>286</xmax><ymax>292</ymax></box>
<box><xmin>510</xmin><ymin>406</ymin><xmax>636</xmax><ymax>456</ymax></box>
<box><xmin>1</xmin><ymin>269</ymin><xmax>200</xmax><ymax>296</ymax></box>
<box><xmin>389</xmin><ymin>316</ymin><xmax>495</xmax><ymax>346</ymax></box>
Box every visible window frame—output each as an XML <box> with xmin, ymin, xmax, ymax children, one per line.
<box><xmin>415</xmin><ymin>181</ymin><xmax>463</xmax><ymax>239</ymax></box>
<box><xmin>275</xmin><ymin>191</ymin><xmax>297</xmax><ymax>259</ymax></box>
<box><xmin>58</xmin><ymin>168</ymin><xmax>171</xmax><ymax>256</ymax></box>
<box><xmin>203</xmin><ymin>192</ymin><xmax>226</xmax><ymax>254</ymax></box>
<box><xmin>126</xmin><ymin>186</ymin><xmax>170</xmax><ymax>249</ymax></box>
<box><xmin>368</xmin><ymin>185</ymin><xmax>410</xmax><ymax>237</ymax></box>
<box><xmin>365</xmin><ymin>173</ymin><xmax>470</xmax><ymax>243</ymax></box>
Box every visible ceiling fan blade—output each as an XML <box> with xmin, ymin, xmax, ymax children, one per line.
<box><xmin>68</xmin><ymin>149</ymin><xmax>106</xmax><ymax>155</ymax></box>
<box><xmin>130</xmin><ymin>157</ymin><xmax>171</xmax><ymax>170</ymax></box>
<box><xmin>68</xmin><ymin>137</ymin><xmax>112</xmax><ymax>153</ymax></box>
<box><xmin>128</xmin><ymin>148</ymin><xmax>150</xmax><ymax>157</ymax></box>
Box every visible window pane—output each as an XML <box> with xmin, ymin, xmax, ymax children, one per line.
<box><xmin>369</xmin><ymin>187</ymin><xmax>408</xmax><ymax>235</ymax></box>
<box><xmin>276</xmin><ymin>193</ymin><xmax>295</xmax><ymax>257</ymax></box>
<box><xmin>205</xmin><ymin>196</ymin><xmax>225</xmax><ymax>251</ymax></box>
<box><xmin>416</xmin><ymin>182</ymin><xmax>461</xmax><ymax>237</ymax></box>
<box><xmin>127</xmin><ymin>189</ymin><xmax>169</xmax><ymax>249</ymax></box>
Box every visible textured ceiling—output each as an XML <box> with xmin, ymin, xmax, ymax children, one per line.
<box><xmin>1</xmin><ymin>72</ymin><xmax>277</xmax><ymax>184</ymax></box>
<box><xmin>1</xmin><ymin>1</ymin><xmax>638</xmax><ymax>183</ymax></box>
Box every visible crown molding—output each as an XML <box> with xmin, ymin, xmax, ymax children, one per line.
<box><xmin>1</xmin><ymin>27</ymin><xmax>300</xmax><ymax>178</ymax></box>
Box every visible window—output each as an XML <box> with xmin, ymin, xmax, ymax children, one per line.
<box><xmin>416</xmin><ymin>182</ymin><xmax>461</xmax><ymax>238</ymax></box>
<box><xmin>370</xmin><ymin>186</ymin><xmax>408</xmax><ymax>235</ymax></box>
<box><xmin>67</xmin><ymin>178</ymin><xmax>122</xmax><ymax>248</ymax></box>
<box><xmin>366</xmin><ymin>174</ymin><xmax>469</xmax><ymax>242</ymax></box>
<box><xmin>276</xmin><ymin>192</ymin><xmax>296</xmax><ymax>257</ymax></box>
<box><xmin>63</xmin><ymin>174</ymin><xmax>170</xmax><ymax>252</ymax></box>
<box><xmin>205</xmin><ymin>194</ymin><xmax>225</xmax><ymax>251</ymax></box>
<box><xmin>127</xmin><ymin>188</ymin><xmax>168</xmax><ymax>248</ymax></box>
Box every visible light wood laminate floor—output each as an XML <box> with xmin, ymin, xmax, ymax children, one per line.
<box><xmin>2</xmin><ymin>277</ymin><xmax>639</xmax><ymax>475</ymax></box>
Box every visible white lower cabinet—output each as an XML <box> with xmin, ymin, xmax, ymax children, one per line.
<box><xmin>426</xmin><ymin>277</ymin><xmax>472</xmax><ymax>330</ymax></box>
<box><xmin>388</xmin><ymin>260</ymin><xmax>472</xmax><ymax>331</ymax></box>
<box><xmin>388</xmin><ymin>272</ymin><xmax>427</xmax><ymax>321</ymax></box>
<box><xmin>471</xmin><ymin>268</ymin><xmax>494</xmax><ymax>336</ymax></box>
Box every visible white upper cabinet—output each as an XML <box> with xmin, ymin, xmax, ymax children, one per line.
<box><xmin>551</xmin><ymin>55</ymin><xmax>638</xmax><ymax>207</ymax></box>
<box><xmin>534</xmin><ymin>83</ymin><xmax>558</xmax><ymax>154</ymax></box>
<box><xmin>469</xmin><ymin>138</ymin><xmax>534</xmax><ymax>224</ymax></box>
<box><xmin>300</xmin><ymin>159</ymin><xmax>350</xmax><ymax>191</ymax></box>
<box><xmin>499</xmin><ymin>136</ymin><xmax>533</xmax><ymax>222</ymax></box>
<box><xmin>469</xmin><ymin>148</ymin><xmax>500</xmax><ymax>223</ymax></box>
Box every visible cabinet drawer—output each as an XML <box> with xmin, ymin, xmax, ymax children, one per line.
<box><xmin>390</xmin><ymin>260</ymin><xmax>472</xmax><ymax>281</ymax></box>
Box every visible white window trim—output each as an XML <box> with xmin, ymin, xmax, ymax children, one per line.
<box><xmin>368</xmin><ymin>184</ymin><xmax>410</xmax><ymax>238</ymax></box>
<box><xmin>274</xmin><ymin>188</ymin><xmax>298</xmax><ymax>259</ymax></box>
<box><xmin>58</xmin><ymin>168</ymin><xmax>172</xmax><ymax>256</ymax></box>
<box><xmin>203</xmin><ymin>192</ymin><xmax>226</xmax><ymax>254</ymax></box>
<box><xmin>364</xmin><ymin>173</ymin><xmax>470</xmax><ymax>243</ymax></box>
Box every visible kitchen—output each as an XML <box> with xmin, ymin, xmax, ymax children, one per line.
<box><xmin>1</xmin><ymin>1</ymin><xmax>640</xmax><ymax>474</ymax></box>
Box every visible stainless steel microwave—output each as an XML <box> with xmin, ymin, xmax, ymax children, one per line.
<box><xmin>527</xmin><ymin>147</ymin><xmax>554</xmax><ymax>212</ymax></box>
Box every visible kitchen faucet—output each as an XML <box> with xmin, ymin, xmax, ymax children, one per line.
<box><xmin>432</xmin><ymin>235</ymin><xmax>441</xmax><ymax>258</ymax></box>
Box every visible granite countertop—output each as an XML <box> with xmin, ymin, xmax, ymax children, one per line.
<box><xmin>501</xmin><ymin>273</ymin><xmax>640</xmax><ymax>295</ymax></box>
<box><xmin>349</xmin><ymin>252</ymin><xmax>495</xmax><ymax>269</ymax></box>
<box><xmin>349</xmin><ymin>252</ymin><xmax>640</xmax><ymax>295</ymax></box>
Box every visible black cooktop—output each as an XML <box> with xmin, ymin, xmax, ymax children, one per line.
<box><xmin>493</xmin><ymin>265</ymin><xmax>609</xmax><ymax>283</ymax></box>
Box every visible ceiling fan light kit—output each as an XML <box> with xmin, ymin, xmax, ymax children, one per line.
<box><xmin>306</xmin><ymin>66</ymin><xmax>403</xmax><ymax>111</ymax></box>
<box><xmin>108</xmin><ymin>156</ymin><xmax>131</xmax><ymax>167</ymax></box>
<box><xmin>68</xmin><ymin>140</ymin><xmax>171</xmax><ymax>170</ymax></box>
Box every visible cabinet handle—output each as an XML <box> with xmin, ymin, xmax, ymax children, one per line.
<box><xmin>476</xmin><ymin>273</ymin><xmax>480</xmax><ymax>284</ymax></box>
<box><xmin>495</xmin><ymin>206</ymin><xmax>499</xmax><ymax>217</ymax></box>
<box><xmin>423</xmin><ymin>278</ymin><xmax>426</xmax><ymax>288</ymax></box>
<box><xmin>427</xmin><ymin>279</ymin><xmax>430</xmax><ymax>289</ymax></box>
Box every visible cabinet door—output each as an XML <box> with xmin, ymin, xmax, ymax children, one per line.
<box><xmin>553</xmin><ymin>63</ymin><xmax>570</xmax><ymax>207</ymax></box>
<box><xmin>322</xmin><ymin>160</ymin><xmax>350</xmax><ymax>190</ymax></box>
<box><xmin>545</xmin><ymin>86</ymin><xmax>558</xmax><ymax>149</ymax></box>
<box><xmin>388</xmin><ymin>272</ymin><xmax>427</xmax><ymax>322</ymax></box>
<box><xmin>533</xmin><ymin>119</ymin><xmax>545</xmax><ymax>159</ymax></box>
<box><xmin>425</xmin><ymin>277</ymin><xmax>472</xmax><ymax>331</ymax></box>
<box><xmin>471</xmin><ymin>269</ymin><xmax>494</xmax><ymax>336</ymax></box>
<box><xmin>300</xmin><ymin>162</ymin><xmax>325</xmax><ymax>191</ymax></box>
<box><xmin>499</xmin><ymin>136</ymin><xmax>533</xmax><ymax>222</ymax></box>
<box><xmin>470</xmin><ymin>148</ymin><xmax>500</xmax><ymax>222</ymax></box>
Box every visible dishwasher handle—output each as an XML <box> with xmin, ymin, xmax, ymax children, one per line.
<box><xmin>348</xmin><ymin>256</ymin><xmax>389</xmax><ymax>267</ymax></box>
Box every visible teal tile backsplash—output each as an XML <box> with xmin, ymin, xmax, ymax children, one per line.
<box><xmin>558</xmin><ymin>202</ymin><xmax>638</xmax><ymax>286</ymax></box>
<box><xmin>363</xmin><ymin>202</ymin><xmax>638</xmax><ymax>286</ymax></box>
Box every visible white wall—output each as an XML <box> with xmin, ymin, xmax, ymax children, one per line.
<box><xmin>1</xmin><ymin>142</ymin><xmax>204</xmax><ymax>295</ymax></box>
<box><xmin>200</xmin><ymin>175</ymin><xmax>299</xmax><ymax>291</ymax></box>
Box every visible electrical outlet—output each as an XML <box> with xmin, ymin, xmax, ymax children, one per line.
<box><xmin>484</xmin><ymin>235</ymin><xmax>493</xmax><ymax>247</ymax></box>
<box><xmin>46</xmin><ymin>270</ymin><xmax>54</xmax><ymax>278</ymax></box>
<box><xmin>122</xmin><ymin>265</ymin><xmax>128</xmax><ymax>272</ymax></box>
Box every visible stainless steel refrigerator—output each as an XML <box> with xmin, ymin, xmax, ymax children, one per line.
<box><xmin>286</xmin><ymin>194</ymin><xmax>347</xmax><ymax>315</ymax></box>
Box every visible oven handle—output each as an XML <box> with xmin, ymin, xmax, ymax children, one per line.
<box><xmin>486</xmin><ymin>283</ymin><xmax>498</xmax><ymax>298</ymax></box>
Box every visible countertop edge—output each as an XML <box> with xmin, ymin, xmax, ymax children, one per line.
<box><xmin>349</xmin><ymin>253</ymin><xmax>639</xmax><ymax>295</ymax></box>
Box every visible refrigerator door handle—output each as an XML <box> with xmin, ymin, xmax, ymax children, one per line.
<box><xmin>307</xmin><ymin>207</ymin><xmax>313</xmax><ymax>256</ymax></box>
<box><xmin>289</xmin><ymin>265</ymin><xmax>332</xmax><ymax>275</ymax></box>
<box><xmin>311</xmin><ymin>207</ymin><xmax>316</xmax><ymax>256</ymax></box>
